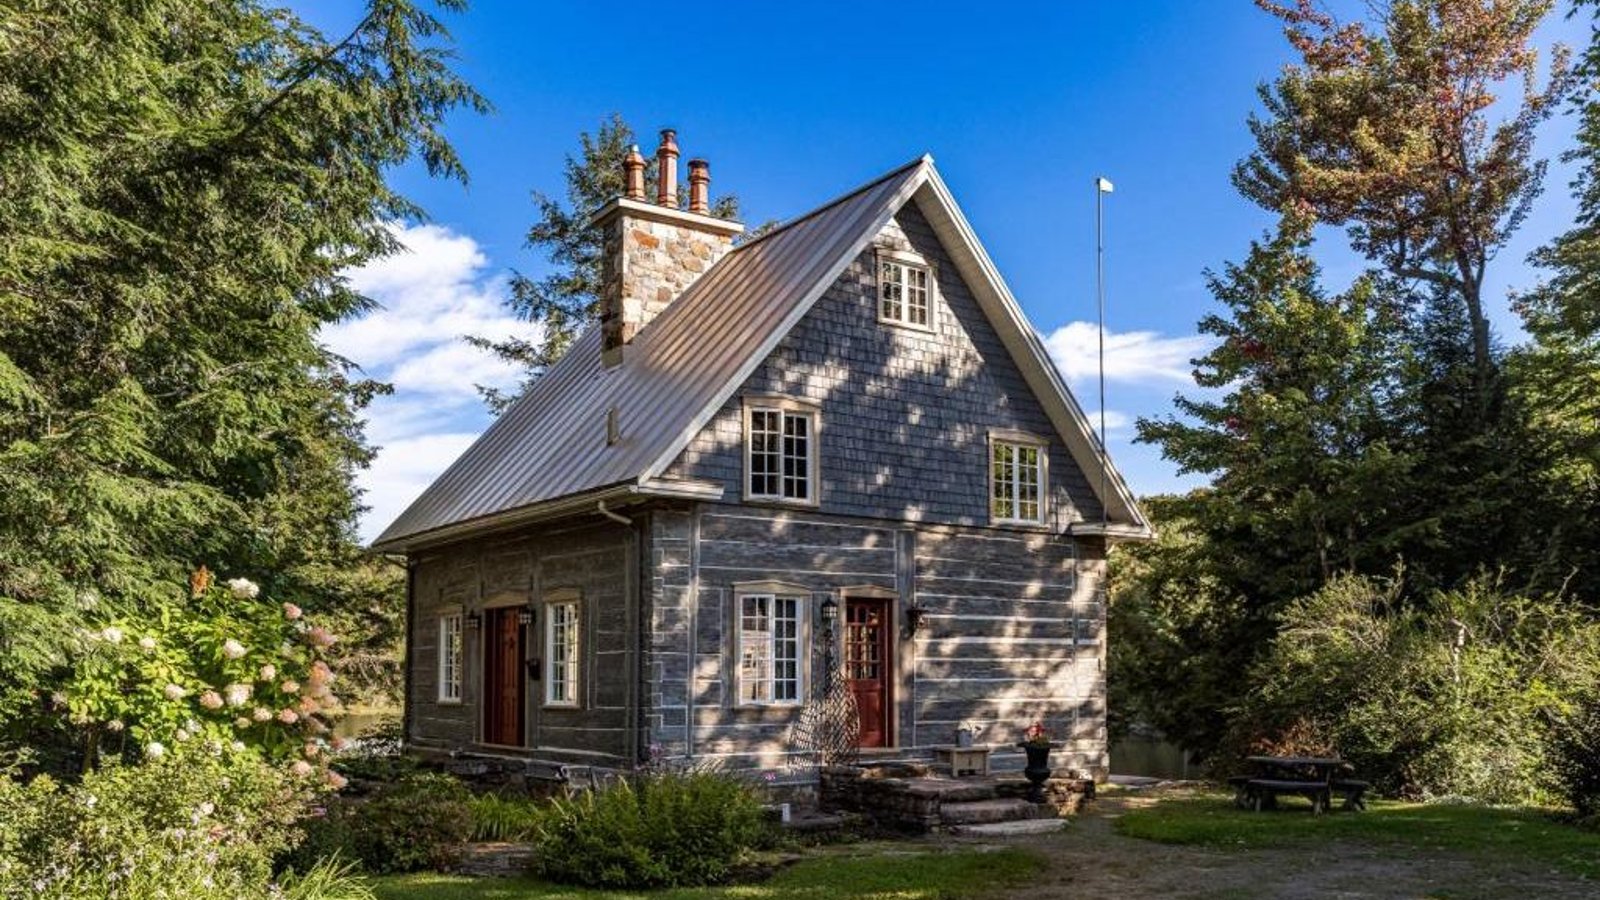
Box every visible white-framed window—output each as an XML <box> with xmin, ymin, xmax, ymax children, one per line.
<box><xmin>437</xmin><ymin>613</ymin><xmax>462</xmax><ymax>703</ymax></box>
<box><xmin>991</xmin><ymin>436</ymin><xmax>1046</xmax><ymax>524</ymax></box>
<box><xmin>877</xmin><ymin>250</ymin><xmax>933</xmax><ymax>330</ymax></box>
<box><xmin>545</xmin><ymin>599</ymin><xmax>579</xmax><ymax>707</ymax></box>
<box><xmin>738</xmin><ymin>593</ymin><xmax>804</xmax><ymax>705</ymax></box>
<box><xmin>744</xmin><ymin>399</ymin><xmax>818</xmax><ymax>504</ymax></box>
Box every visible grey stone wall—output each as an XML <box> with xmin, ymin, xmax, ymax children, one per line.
<box><xmin>647</xmin><ymin>503</ymin><xmax>1108</xmax><ymax>780</ymax></box>
<box><xmin>407</xmin><ymin>521</ymin><xmax>637</xmax><ymax>765</ymax></box>
<box><xmin>664</xmin><ymin>199</ymin><xmax>1104</xmax><ymax>527</ymax></box>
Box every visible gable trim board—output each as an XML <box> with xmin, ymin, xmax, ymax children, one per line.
<box><xmin>373</xmin><ymin>156</ymin><xmax>1149</xmax><ymax>552</ymax></box>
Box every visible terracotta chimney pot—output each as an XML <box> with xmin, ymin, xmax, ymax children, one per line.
<box><xmin>687</xmin><ymin>158</ymin><xmax>710</xmax><ymax>214</ymax></box>
<box><xmin>623</xmin><ymin>144</ymin><xmax>647</xmax><ymax>200</ymax></box>
<box><xmin>655</xmin><ymin>128</ymin><xmax>679</xmax><ymax>207</ymax></box>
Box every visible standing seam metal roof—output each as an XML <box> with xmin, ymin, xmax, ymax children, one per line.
<box><xmin>373</xmin><ymin>157</ymin><xmax>927</xmax><ymax>548</ymax></box>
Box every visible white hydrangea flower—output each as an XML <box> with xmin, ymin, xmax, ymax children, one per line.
<box><xmin>163</xmin><ymin>684</ymin><xmax>187</xmax><ymax>701</ymax></box>
<box><xmin>226</xmin><ymin>578</ymin><xmax>260</xmax><ymax>600</ymax></box>
<box><xmin>221</xmin><ymin>639</ymin><xmax>246</xmax><ymax>660</ymax></box>
<box><xmin>138</xmin><ymin>636</ymin><xmax>157</xmax><ymax>652</ymax></box>
<box><xmin>100</xmin><ymin>626</ymin><xmax>123</xmax><ymax>644</ymax></box>
<box><xmin>145</xmin><ymin>742</ymin><xmax>166</xmax><ymax>759</ymax></box>
<box><xmin>224</xmin><ymin>684</ymin><xmax>251</xmax><ymax>707</ymax></box>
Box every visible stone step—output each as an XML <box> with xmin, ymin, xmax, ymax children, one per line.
<box><xmin>949</xmin><ymin>818</ymin><xmax>1068</xmax><ymax>837</ymax></box>
<box><xmin>938</xmin><ymin>798</ymin><xmax>1040</xmax><ymax>825</ymax></box>
<box><xmin>905</xmin><ymin>780</ymin><xmax>999</xmax><ymax>803</ymax></box>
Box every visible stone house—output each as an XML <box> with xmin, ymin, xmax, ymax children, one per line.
<box><xmin>372</xmin><ymin>131</ymin><xmax>1151</xmax><ymax>786</ymax></box>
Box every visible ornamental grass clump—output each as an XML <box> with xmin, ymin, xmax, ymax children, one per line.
<box><xmin>531</xmin><ymin>771</ymin><xmax>770</xmax><ymax>889</ymax></box>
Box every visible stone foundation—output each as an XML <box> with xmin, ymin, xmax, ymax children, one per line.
<box><xmin>819</xmin><ymin>765</ymin><xmax>1093</xmax><ymax>833</ymax></box>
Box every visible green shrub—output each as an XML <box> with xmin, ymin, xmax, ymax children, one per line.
<box><xmin>1550</xmin><ymin>691</ymin><xmax>1600</xmax><ymax>820</ymax></box>
<box><xmin>467</xmin><ymin>793</ymin><xmax>543</xmax><ymax>842</ymax></box>
<box><xmin>1231</xmin><ymin>575</ymin><xmax>1600</xmax><ymax>804</ymax></box>
<box><xmin>289</xmin><ymin>772</ymin><xmax>472</xmax><ymax>875</ymax></box>
<box><xmin>532</xmin><ymin>771</ymin><xmax>769</xmax><ymax>888</ymax></box>
<box><xmin>0</xmin><ymin>748</ymin><xmax>369</xmax><ymax>899</ymax></box>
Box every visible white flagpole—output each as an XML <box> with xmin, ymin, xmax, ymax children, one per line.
<box><xmin>1095</xmin><ymin>177</ymin><xmax>1114</xmax><ymax>532</ymax></box>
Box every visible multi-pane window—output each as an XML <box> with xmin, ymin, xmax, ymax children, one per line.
<box><xmin>437</xmin><ymin>614</ymin><xmax>462</xmax><ymax>702</ymax></box>
<box><xmin>992</xmin><ymin>440</ymin><xmax>1044</xmax><ymax>523</ymax></box>
<box><xmin>747</xmin><ymin>407</ymin><xmax>814</xmax><ymax>503</ymax></box>
<box><xmin>739</xmin><ymin>594</ymin><xmax>802</xmax><ymax>705</ymax></box>
<box><xmin>545</xmin><ymin>600</ymin><xmax>579</xmax><ymax>706</ymax></box>
<box><xmin>879</xmin><ymin>259</ymin><xmax>930</xmax><ymax>328</ymax></box>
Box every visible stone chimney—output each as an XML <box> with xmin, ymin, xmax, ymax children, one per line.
<box><xmin>592</xmin><ymin>129</ymin><xmax>742</xmax><ymax>367</ymax></box>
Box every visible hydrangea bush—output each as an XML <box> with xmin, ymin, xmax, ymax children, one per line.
<box><xmin>0</xmin><ymin>745</ymin><xmax>370</xmax><ymax>899</ymax></box>
<box><xmin>56</xmin><ymin>568</ymin><xmax>347</xmax><ymax>785</ymax></box>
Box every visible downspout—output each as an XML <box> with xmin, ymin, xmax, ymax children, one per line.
<box><xmin>596</xmin><ymin>499</ymin><xmax>646</xmax><ymax>766</ymax></box>
<box><xmin>398</xmin><ymin>555</ymin><xmax>417</xmax><ymax>752</ymax></box>
<box><xmin>597</xmin><ymin>499</ymin><xmax>633</xmax><ymax>526</ymax></box>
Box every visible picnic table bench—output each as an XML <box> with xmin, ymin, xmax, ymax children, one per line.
<box><xmin>1230</xmin><ymin>756</ymin><xmax>1369</xmax><ymax>814</ymax></box>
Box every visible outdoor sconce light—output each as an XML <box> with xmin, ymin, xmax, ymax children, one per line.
<box><xmin>905</xmin><ymin>606</ymin><xmax>929</xmax><ymax>635</ymax></box>
<box><xmin>464</xmin><ymin>610</ymin><xmax>482</xmax><ymax>630</ymax></box>
<box><xmin>820</xmin><ymin>596</ymin><xmax>838</xmax><ymax>624</ymax></box>
<box><xmin>517</xmin><ymin>605</ymin><xmax>535</xmax><ymax>626</ymax></box>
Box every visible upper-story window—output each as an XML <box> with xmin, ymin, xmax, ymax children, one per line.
<box><xmin>744</xmin><ymin>397</ymin><xmax>819</xmax><ymax>505</ymax></box>
<box><xmin>877</xmin><ymin>248</ymin><xmax>933</xmax><ymax>330</ymax></box>
<box><xmin>991</xmin><ymin>433</ymin><xmax>1046</xmax><ymax>524</ymax></box>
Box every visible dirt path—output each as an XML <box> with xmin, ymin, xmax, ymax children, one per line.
<box><xmin>941</xmin><ymin>787</ymin><xmax>1596</xmax><ymax>900</ymax></box>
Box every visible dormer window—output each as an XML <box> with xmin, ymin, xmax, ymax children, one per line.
<box><xmin>877</xmin><ymin>249</ymin><xmax>933</xmax><ymax>330</ymax></box>
<box><xmin>744</xmin><ymin>397</ymin><xmax>819</xmax><ymax>505</ymax></box>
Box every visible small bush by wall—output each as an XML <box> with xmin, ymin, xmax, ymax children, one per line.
<box><xmin>532</xmin><ymin>771</ymin><xmax>770</xmax><ymax>888</ymax></box>
<box><xmin>288</xmin><ymin>772</ymin><xmax>472</xmax><ymax>875</ymax></box>
<box><xmin>467</xmin><ymin>792</ymin><xmax>542</xmax><ymax>842</ymax></box>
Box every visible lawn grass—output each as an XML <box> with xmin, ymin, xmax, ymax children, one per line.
<box><xmin>1114</xmin><ymin>789</ymin><xmax>1600</xmax><ymax>880</ymax></box>
<box><xmin>369</xmin><ymin>846</ymin><xmax>1043</xmax><ymax>900</ymax></box>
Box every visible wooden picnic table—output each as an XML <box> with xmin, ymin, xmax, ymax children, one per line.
<box><xmin>1233</xmin><ymin>756</ymin><xmax>1367</xmax><ymax>814</ymax></box>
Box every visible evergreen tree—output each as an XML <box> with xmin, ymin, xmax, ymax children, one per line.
<box><xmin>472</xmin><ymin>114</ymin><xmax>740</xmax><ymax>411</ymax></box>
<box><xmin>1239</xmin><ymin>0</ymin><xmax>1567</xmax><ymax>412</ymax></box>
<box><xmin>1130</xmin><ymin>223</ymin><xmax>1422</xmax><ymax>758</ymax></box>
<box><xmin>0</xmin><ymin>0</ymin><xmax>484</xmax><ymax>753</ymax></box>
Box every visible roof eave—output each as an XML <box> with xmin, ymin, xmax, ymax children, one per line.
<box><xmin>370</xmin><ymin>478</ymin><xmax>725</xmax><ymax>554</ymax></box>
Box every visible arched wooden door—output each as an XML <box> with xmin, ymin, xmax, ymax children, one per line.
<box><xmin>845</xmin><ymin>597</ymin><xmax>893</xmax><ymax>748</ymax></box>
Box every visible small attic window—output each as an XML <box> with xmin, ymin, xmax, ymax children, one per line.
<box><xmin>877</xmin><ymin>248</ymin><xmax>933</xmax><ymax>331</ymax></box>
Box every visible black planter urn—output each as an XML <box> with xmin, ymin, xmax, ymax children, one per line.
<box><xmin>1018</xmin><ymin>742</ymin><xmax>1052</xmax><ymax>803</ymax></box>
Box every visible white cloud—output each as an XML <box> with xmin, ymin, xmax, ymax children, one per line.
<box><xmin>1043</xmin><ymin>320</ymin><xmax>1212</xmax><ymax>387</ymax></box>
<box><xmin>322</xmin><ymin>222</ymin><xmax>540</xmax><ymax>542</ymax></box>
<box><xmin>358</xmin><ymin>431</ymin><xmax>481</xmax><ymax>544</ymax></box>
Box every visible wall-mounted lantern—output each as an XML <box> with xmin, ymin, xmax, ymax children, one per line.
<box><xmin>517</xmin><ymin>604</ymin><xmax>535</xmax><ymax>627</ymax></box>
<box><xmin>905</xmin><ymin>605</ymin><xmax>929</xmax><ymax>635</ymax></box>
<box><xmin>819</xmin><ymin>596</ymin><xmax>839</xmax><ymax>625</ymax></box>
<box><xmin>465</xmin><ymin>610</ymin><xmax>482</xmax><ymax>631</ymax></box>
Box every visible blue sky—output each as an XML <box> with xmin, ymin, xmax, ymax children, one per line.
<box><xmin>298</xmin><ymin>1</ymin><xmax>1589</xmax><ymax>541</ymax></box>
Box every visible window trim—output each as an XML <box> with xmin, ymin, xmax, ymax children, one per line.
<box><xmin>543</xmin><ymin>593</ymin><xmax>581</xmax><ymax>709</ymax></box>
<box><xmin>742</xmin><ymin>396</ymin><xmax>821</xmax><ymax>507</ymax></box>
<box><xmin>875</xmin><ymin>247</ymin><xmax>936</xmax><ymax>332</ymax></box>
<box><xmin>734</xmin><ymin>589</ymin><xmax>809</xmax><ymax>708</ymax></box>
<box><xmin>988</xmin><ymin>429</ymin><xmax>1050</xmax><ymax>527</ymax></box>
<box><xmin>436</xmin><ymin>610</ymin><xmax>463</xmax><ymax>704</ymax></box>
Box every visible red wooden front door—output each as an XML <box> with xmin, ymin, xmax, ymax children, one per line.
<box><xmin>845</xmin><ymin>598</ymin><xmax>893</xmax><ymax>748</ymax></box>
<box><xmin>482</xmin><ymin>608</ymin><xmax>525</xmax><ymax>746</ymax></box>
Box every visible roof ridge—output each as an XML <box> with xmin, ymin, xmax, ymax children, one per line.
<box><xmin>729</xmin><ymin>154</ymin><xmax>931</xmax><ymax>253</ymax></box>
